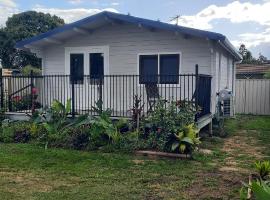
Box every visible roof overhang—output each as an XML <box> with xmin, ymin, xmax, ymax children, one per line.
<box><xmin>15</xmin><ymin>11</ymin><xmax>242</xmax><ymax>61</ymax></box>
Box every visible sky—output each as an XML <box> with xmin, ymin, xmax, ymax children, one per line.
<box><xmin>1</xmin><ymin>0</ymin><xmax>270</xmax><ymax>58</ymax></box>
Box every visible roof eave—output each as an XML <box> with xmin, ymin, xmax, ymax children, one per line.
<box><xmin>15</xmin><ymin>11</ymin><xmax>241</xmax><ymax>59</ymax></box>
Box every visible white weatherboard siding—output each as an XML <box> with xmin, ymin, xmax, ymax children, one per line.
<box><xmin>43</xmin><ymin>24</ymin><xmax>212</xmax><ymax>75</ymax></box>
<box><xmin>210</xmin><ymin>46</ymin><xmax>235</xmax><ymax>114</ymax></box>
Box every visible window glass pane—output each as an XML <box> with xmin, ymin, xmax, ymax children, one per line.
<box><xmin>70</xmin><ymin>54</ymin><xmax>84</xmax><ymax>84</ymax></box>
<box><xmin>160</xmin><ymin>54</ymin><xmax>179</xmax><ymax>84</ymax></box>
<box><xmin>139</xmin><ymin>55</ymin><xmax>158</xmax><ymax>84</ymax></box>
<box><xmin>90</xmin><ymin>53</ymin><xmax>104</xmax><ymax>84</ymax></box>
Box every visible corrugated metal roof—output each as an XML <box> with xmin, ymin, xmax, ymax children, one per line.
<box><xmin>15</xmin><ymin>11</ymin><xmax>242</xmax><ymax>60</ymax></box>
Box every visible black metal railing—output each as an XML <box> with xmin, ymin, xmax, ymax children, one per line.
<box><xmin>0</xmin><ymin>67</ymin><xmax>212</xmax><ymax>119</ymax></box>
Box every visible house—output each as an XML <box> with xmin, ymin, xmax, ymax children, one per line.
<box><xmin>236</xmin><ymin>64</ymin><xmax>270</xmax><ymax>79</ymax></box>
<box><xmin>14</xmin><ymin>11</ymin><xmax>241</xmax><ymax>126</ymax></box>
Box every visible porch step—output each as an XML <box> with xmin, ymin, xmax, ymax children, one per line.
<box><xmin>196</xmin><ymin>113</ymin><xmax>212</xmax><ymax>130</ymax></box>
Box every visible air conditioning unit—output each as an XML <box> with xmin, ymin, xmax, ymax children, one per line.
<box><xmin>218</xmin><ymin>89</ymin><xmax>234</xmax><ymax>117</ymax></box>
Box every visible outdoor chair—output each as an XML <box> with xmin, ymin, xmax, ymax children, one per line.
<box><xmin>145</xmin><ymin>83</ymin><xmax>160</xmax><ymax>112</ymax></box>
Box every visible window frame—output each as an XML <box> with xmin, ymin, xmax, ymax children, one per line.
<box><xmin>137</xmin><ymin>52</ymin><xmax>181</xmax><ymax>86</ymax></box>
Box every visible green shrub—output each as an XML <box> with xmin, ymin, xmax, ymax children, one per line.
<box><xmin>32</xmin><ymin>99</ymin><xmax>90</xmax><ymax>149</ymax></box>
<box><xmin>55</xmin><ymin>125</ymin><xmax>90</xmax><ymax>150</ymax></box>
<box><xmin>22</xmin><ymin>65</ymin><xmax>42</xmax><ymax>76</ymax></box>
<box><xmin>101</xmin><ymin>130</ymin><xmax>140</xmax><ymax>153</ymax></box>
<box><xmin>0</xmin><ymin>121</ymin><xmax>32</xmax><ymax>143</ymax></box>
<box><xmin>141</xmin><ymin>99</ymin><xmax>198</xmax><ymax>153</ymax></box>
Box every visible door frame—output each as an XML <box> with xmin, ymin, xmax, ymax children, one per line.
<box><xmin>65</xmin><ymin>46</ymin><xmax>109</xmax><ymax>80</ymax></box>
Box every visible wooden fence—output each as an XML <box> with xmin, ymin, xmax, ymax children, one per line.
<box><xmin>235</xmin><ymin>79</ymin><xmax>270</xmax><ymax>115</ymax></box>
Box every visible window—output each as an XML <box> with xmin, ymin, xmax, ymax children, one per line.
<box><xmin>139</xmin><ymin>53</ymin><xmax>180</xmax><ymax>84</ymax></box>
<box><xmin>139</xmin><ymin>55</ymin><xmax>158</xmax><ymax>83</ymax></box>
<box><xmin>89</xmin><ymin>53</ymin><xmax>104</xmax><ymax>84</ymax></box>
<box><xmin>160</xmin><ymin>54</ymin><xmax>179</xmax><ymax>84</ymax></box>
<box><xmin>70</xmin><ymin>53</ymin><xmax>84</xmax><ymax>84</ymax></box>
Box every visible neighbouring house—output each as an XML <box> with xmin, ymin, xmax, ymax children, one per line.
<box><xmin>236</xmin><ymin>64</ymin><xmax>270</xmax><ymax>79</ymax></box>
<box><xmin>13</xmin><ymin>11</ymin><xmax>241</xmax><ymax>127</ymax></box>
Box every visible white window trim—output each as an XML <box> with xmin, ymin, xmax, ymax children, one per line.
<box><xmin>137</xmin><ymin>52</ymin><xmax>182</xmax><ymax>87</ymax></box>
<box><xmin>65</xmin><ymin>46</ymin><xmax>109</xmax><ymax>85</ymax></box>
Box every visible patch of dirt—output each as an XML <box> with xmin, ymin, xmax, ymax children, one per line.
<box><xmin>220</xmin><ymin>130</ymin><xmax>264</xmax><ymax>172</ymax></box>
<box><xmin>186</xmin><ymin>171</ymin><xmax>243</xmax><ymax>200</ymax></box>
<box><xmin>185</xmin><ymin>129</ymin><xmax>264</xmax><ymax>199</ymax></box>
<box><xmin>0</xmin><ymin>169</ymin><xmax>80</xmax><ymax>194</ymax></box>
<box><xmin>198</xmin><ymin>148</ymin><xmax>213</xmax><ymax>155</ymax></box>
<box><xmin>222</xmin><ymin>133</ymin><xmax>263</xmax><ymax>158</ymax></box>
<box><xmin>132</xmin><ymin>159</ymin><xmax>145</xmax><ymax>165</ymax></box>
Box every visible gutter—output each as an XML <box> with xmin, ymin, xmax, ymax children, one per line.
<box><xmin>218</xmin><ymin>39</ymin><xmax>242</xmax><ymax>61</ymax></box>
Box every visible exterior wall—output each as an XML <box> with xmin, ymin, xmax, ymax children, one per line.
<box><xmin>42</xmin><ymin>23</ymin><xmax>212</xmax><ymax>75</ymax></box>
<box><xmin>210</xmin><ymin>45</ymin><xmax>235</xmax><ymax>114</ymax></box>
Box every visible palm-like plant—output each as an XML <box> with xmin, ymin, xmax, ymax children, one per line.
<box><xmin>171</xmin><ymin>124</ymin><xmax>200</xmax><ymax>154</ymax></box>
<box><xmin>33</xmin><ymin>99</ymin><xmax>90</xmax><ymax>149</ymax></box>
<box><xmin>255</xmin><ymin>161</ymin><xmax>270</xmax><ymax>180</ymax></box>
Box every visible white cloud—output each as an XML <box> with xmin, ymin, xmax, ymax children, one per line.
<box><xmin>33</xmin><ymin>7</ymin><xmax>118</xmax><ymax>23</ymax></box>
<box><xmin>68</xmin><ymin>0</ymin><xmax>83</xmax><ymax>5</ymax></box>
<box><xmin>0</xmin><ymin>0</ymin><xmax>16</xmax><ymax>8</ymax></box>
<box><xmin>173</xmin><ymin>1</ymin><xmax>270</xmax><ymax>48</ymax></box>
<box><xmin>0</xmin><ymin>0</ymin><xmax>18</xmax><ymax>26</ymax></box>
<box><xmin>232</xmin><ymin>28</ymin><xmax>270</xmax><ymax>48</ymax></box>
<box><xmin>174</xmin><ymin>1</ymin><xmax>270</xmax><ymax>30</ymax></box>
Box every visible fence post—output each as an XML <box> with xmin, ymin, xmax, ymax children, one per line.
<box><xmin>30</xmin><ymin>70</ymin><xmax>35</xmax><ymax>114</ymax></box>
<box><xmin>71</xmin><ymin>76</ymin><xmax>75</xmax><ymax>118</ymax></box>
<box><xmin>195</xmin><ymin>64</ymin><xmax>199</xmax><ymax>122</ymax></box>
<box><xmin>98</xmin><ymin>76</ymin><xmax>103</xmax><ymax>111</ymax></box>
<box><xmin>0</xmin><ymin>68</ymin><xmax>3</xmax><ymax>110</ymax></box>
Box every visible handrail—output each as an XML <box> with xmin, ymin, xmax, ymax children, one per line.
<box><xmin>8</xmin><ymin>84</ymin><xmax>31</xmax><ymax>97</ymax></box>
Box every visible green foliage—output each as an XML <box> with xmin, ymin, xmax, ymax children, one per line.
<box><xmin>33</xmin><ymin>99</ymin><xmax>89</xmax><ymax>149</ymax></box>
<box><xmin>240</xmin><ymin>160</ymin><xmax>270</xmax><ymax>200</ymax></box>
<box><xmin>89</xmin><ymin>104</ymin><xmax>125</xmax><ymax>148</ymax></box>
<box><xmin>264</xmin><ymin>71</ymin><xmax>270</xmax><ymax>79</ymax></box>
<box><xmin>171</xmin><ymin>124</ymin><xmax>200</xmax><ymax>154</ymax></box>
<box><xmin>0</xmin><ymin>120</ymin><xmax>31</xmax><ymax>143</ymax></box>
<box><xmin>250</xmin><ymin>180</ymin><xmax>270</xmax><ymax>200</ymax></box>
<box><xmin>238</xmin><ymin>44</ymin><xmax>268</xmax><ymax>65</ymax></box>
<box><xmin>0</xmin><ymin>11</ymin><xmax>64</xmax><ymax>68</ymax></box>
<box><xmin>145</xmin><ymin>99</ymin><xmax>197</xmax><ymax>134</ymax></box>
<box><xmin>21</xmin><ymin>65</ymin><xmax>42</xmax><ymax>75</ymax></box>
<box><xmin>240</xmin><ymin>187</ymin><xmax>248</xmax><ymax>200</ymax></box>
<box><xmin>142</xmin><ymin>99</ymin><xmax>198</xmax><ymax>153</ymax></box>
<box><xmin>255</xmin><ymin>161</ymin><xmax>270</xmax><ymax>180</ymax></box>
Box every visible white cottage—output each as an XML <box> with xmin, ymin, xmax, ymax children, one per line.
<box><xmin>15</xmin><ymin>11</ymin><xmax>241</xmax><ymax>126</ymax></box>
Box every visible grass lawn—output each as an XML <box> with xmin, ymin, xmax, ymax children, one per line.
<box><xmin>0</xmin><ymin>115</ymin><xmax>269</xmax><ymax>200</ymax></box>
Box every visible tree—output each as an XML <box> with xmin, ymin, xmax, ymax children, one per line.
<box><xmin>238</xmin><ymin>44</ymin><xmax>254</xmax><ymax>64</ymax></box>
<box><xmin>258</xmin><ymin>53</ymin><xmax>268</xmax><ymax>64</ymax></box>
<box><xmin>238</xmin><ymin>44</ymin><xmax>268</xmax><ymax>65</ymax></box>
<box><xmin>0</xmin><ymin>11</ymin><xmax>65</xmax><ymax>69</ymax></box>
<box><xmin>239</xmin><ymin>44</ymin><xmax>248</xmax><ymax>57</ymax></box>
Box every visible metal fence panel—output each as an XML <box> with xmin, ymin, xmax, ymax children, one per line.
<box><xmin>235</xmin><ymin>79</ymin><xmax>270</xmax><ymax>115</ymax></box>
<box><xmin>0</xmin><ymin>74</ymin><xmax>212</xmax><ymax>118</ymax></box>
